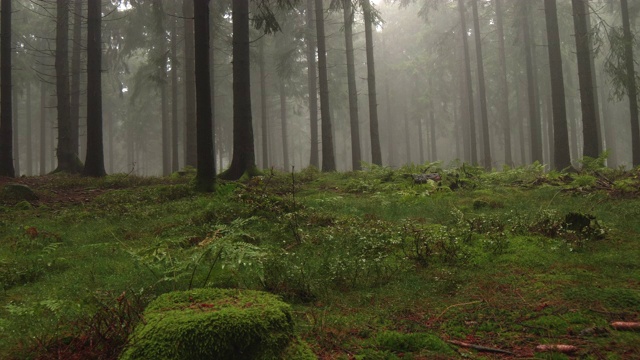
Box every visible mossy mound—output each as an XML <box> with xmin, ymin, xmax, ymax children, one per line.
<box><xmin>120</xmin><ymin>288</ymin><xmax>298</xmax><ymax>360</ymax></box>
<box><xmin>1</xmin><ymin>183</ymin><xmax>38</xmax><ymax>202</ymax></box>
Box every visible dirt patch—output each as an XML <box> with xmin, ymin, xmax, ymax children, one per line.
<box><xmin>0</xmin><ymin>176</ymin><xmax>108</xmax><ymax>207</ymax></box>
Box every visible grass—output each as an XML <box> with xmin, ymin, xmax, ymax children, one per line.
<box><xmin>1</xmin><ymin>163</ymin><xmax>639</xmax><ymax>359</ymax></box>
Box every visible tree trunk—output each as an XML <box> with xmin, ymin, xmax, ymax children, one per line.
<box><xmin>571</xmin><ymin>0</ymin><xmax>599</xmax><ymax>159</ymax></box>
<box><xmin>183</xmin><ymin>0</ymin><xmax>197</xmax><ymax>167</ymax></box>
<box><xmin>404</xmin><ymin>98</ymin><xmax>411</xmax><ymax>163</ymax></box>
<box><xmin>153</xmin><ymin>2</ymin><xmax>169</xmax><ymax>176</ymax></box>
<box><xmin>83</xmin><ymin>0</ymin><xmax>106</xmax><ymax>177</ymax></box>
<box><xmin>315</xmin><ymin>0</ymin><xmax>336</xmax><ymax>172</ymax></box>
<box><xmin>26</xmin><ymin>83</ymin><xmax>33</xmax><ymax>175</ymax></box>
<box><xmin>471</xmin><ymin>0</ymin><xmax>492</xmax><ymax>169</ymax></box>
<box><xmin>494</xmin><ymin>0</ymin><xmax>513</xmax><ymax>166</ymax></box>
<box><xmin>585</xmin><ymin>10</ymin><xmax>603</xmax><ymax>153</ymax></box>
<box><xmin>458</xmin><ymin>0</ymin><xmax>478</xmax><ymax>165</ymax></box>
<box><xmin>280</xmin><ymin>79</ymin><xmax>290</xmax><ymax>170</ymax></box>
<box><xmin>343</xmin><ymin>0</ymin><xmax>362</xmax><ymax>170</ymax></box>
<box><xmin>544</xmin><ymin>0</ymin><xmax>572</xmax><ymax>170</ymax></box>
<box><xmin>40</xmin><ymin>82</ymin><xmax>47</xmax><ymax>175</ymax></box>
<box><xmin>55</xmin><ymin>0</ymin><xmax>81</xmax><ymax>173</ymax></box>
<box><xmin>429</xmin><ymin>97</ymin><xmax>437</xmax><ymax>161</ymax></box>
<box><xmin>0</xmin><ymin>0</ymin><xmax>15</xmax><ymax>177</ymax></box>
<box><xmin>305</xmin><ymin>0</ymin><xmax>319</xmax><ymax>168</ymax></box>
<box><xmin>621</xmin><ymin>0</ymin><xmax>639</xmax><ymax>165</ymax></box>
<box><xmin>13</xmin><ymin>86</ymin><xmax>20</xmax><ymax>176</ymax></box>
<box><xmin>259</xmin><ymin>39</ymin><xmax>269</xmax><ymax>169</ymax></box>
<box><xmin>522</xmin><ymin>0</ymin><xmax>543</xmax><ymax>164</ymax></box>
<box><xmin>70</xmin><ymin>0</ymin><xmax>82</xmax><ymax>156</ymax></box>
<box><xmin>363</xmin><ymin>0</ymin><xmax>382</xmax><ymax>166</ymax></box>
<box><xmin>220</xmin><ymin>0</ymin><xmax>257</xmax><ymax>179</ymax></box>
<box><xmin>194</xmin><ymin>0</ymin><xmax>215</xmax><ymax>191</ymax></box>
<box><xmin>106</xmin><ymin>110</ymin><xmax>113</xmax><ymax>174</ymax></box>
<box><xmin>385</xmin><ymin>74</ymin><xmax>394</xmax><ymax>166</ymax></box>
<box><xmin>171</xmin><ymin>10</ymin><xmax>179</xmax><ymax>173</ymax></box>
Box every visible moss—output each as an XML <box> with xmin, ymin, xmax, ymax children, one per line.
<box><xmin>1</xmin><ymin>183</ymin><xmax>38</xmax><ymax>202</ymax></box>
<box><xmin>120</xmin><ymin>288</ymin><xmax>295</xmax><ymax>360</ymax></box>
<box><xmin>281</xmin><ymin>338</ymin><xmax>317</xmax><ymax>359</ymax></box>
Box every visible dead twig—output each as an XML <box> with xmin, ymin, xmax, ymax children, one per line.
<box><xmin>447</xmin><ymin>340</ymin><xmax>515</xmax><ymax>355</ymax></box>
<box><xmin>434</xmin><ymin>300</ymin><xmax>482</xmax><ymax>321</ymax></box>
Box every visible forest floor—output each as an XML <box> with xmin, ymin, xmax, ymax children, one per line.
<box><xmin>1</xmin><ymin>162</ymin><xmax>639</xmax><ymax>359</ymax></box>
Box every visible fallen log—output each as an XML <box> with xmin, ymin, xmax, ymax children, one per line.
<box><xmin>610</xmin><ymin>321</ymin><xmax>640</xmax><ymax>331</ymax></box>
<box><xmin>534</xmin><ymin>344</ymin><xmax>578</xmax><ymax>354</ymax></box>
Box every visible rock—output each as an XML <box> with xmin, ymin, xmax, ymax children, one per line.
<box><xmin>1</xmin><ymin>183</ymin><xmax>38</xmax><ymax>202</ymax></box>
<box><xmin>120</xmin><ymin>288</ymin><xmax>308</xmax><ymax>360</ymax></box>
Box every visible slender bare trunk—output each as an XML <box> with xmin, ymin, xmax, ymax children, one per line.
<box><xmin>280</xmin><ymin>79</ymin><xmax>290</xmax><ymax>170</ymax></box>
<box><xmin>621</xmin><ymin>0</ymin><xmax>639</xmax><ymax>165</ymax></box>
<box><xmin>522</xmin><ymin>0</ymin><xmax>543</xmax><ymax>164</ymax></box>
<box><xmin>183</xmin><ymin>0</ymin><xmax>197</xmax><ymax>167</ymax></box>
<box><xmin>305</xmin><ymin>0</ymin><xmax>319</xmax><ymax>168</ymax></box>
<box><xmin>363</xmin><ymin>0</ymin><xmax>382</xmax><ymax>166</ymax></box>
<box><xmin>194</xmin><ymin>0</ymin><xmax>215</xmax><ymax>191</ymax></box>
<box><xmin>494</xmin><ymin>0</ymin><xmax>512</xmax><ymax>166</ymax></box>
<box><xmin>171</xmin><ymin>11</ymin><xmax>179</xmax><ymax>172</ymax></box>
<box><xmin>40</xmin><ymin>82</ymin><xmax>47</xmax><ymax>175</ymax></box>
<box><xmin>458</xmin><ymin>0</ymin><xmax>478</xmax><ymax>165</ymax></box>
<box><xmin>343</xmin><ymin>0</ymin><xmax>362</xmax><ymax>170</ymax></box>
<box><xmin>0</xmin><ymin>0</ymin><xmax>14</xmax><ymax>176</ymax></box>
<box><xmin>315</xmin><ymin>0</ymin><xmax>336</xmax><ymax>171</ymax></box>
<box><xmin>70</xmin><ymin>0</ymin><xmax>82</xmax><ymax>156</ymax></box>
<box><xmin>83</xmin><ymin>0</ymin><xmax>106</xmax><ymax>177</ymax></box>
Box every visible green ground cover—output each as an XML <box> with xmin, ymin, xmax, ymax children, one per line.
<box><xmin>1</xmin><ymin>162</ymin><xmax>639</xmax><ymax>359</ymax></box>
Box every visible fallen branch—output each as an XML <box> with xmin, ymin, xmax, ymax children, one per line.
<box><xmin>446</xmin><ymin>340</ymin><xmax>514</xmax><ymax>355</ymax></box>
<box><xmin>535</xmin><ymin>344</ymin><xmax>578</xmax><ymax>354</ymax></box>
<box><xmin>610</xmin><ymin>321</ymin><xmax>640</xmax><ymax>331</ymax></box>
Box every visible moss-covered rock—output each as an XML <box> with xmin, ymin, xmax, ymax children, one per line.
<box><xmin>120</xmin><ymin>288</ymin><xmax>297</xmax><ymax>360</ymax></box>
<box><xmin>1</xmin><ymin>183</ymin><xmax>38</xmax><ymax>202</ymax></box>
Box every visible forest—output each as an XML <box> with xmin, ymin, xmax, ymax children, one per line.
<box><xmin>1</xmin><ymin>0</ymin><xmax>640</xmax><ymax>359</ymax></box>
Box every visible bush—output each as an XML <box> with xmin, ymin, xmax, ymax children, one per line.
<box><xmin>120</xmin><ymin>288</ymin><xmax>296</xmax><ymax>360</ymax></box>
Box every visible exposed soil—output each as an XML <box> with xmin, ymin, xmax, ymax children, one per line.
<box><xmin>0</xmin><ymin>176</ymin><xmax>108</xmax><ymax>207</ymax></box>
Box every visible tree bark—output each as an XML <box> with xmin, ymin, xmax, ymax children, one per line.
<box><xmin>458</xmin><ymin>0</ymin><xmax>478</xmax><ymax>165</ymax></box>
<box><xmin>55</xmin><ymin>0</ymin><xmax>82</xmax><ymax>173</ymax></box>
<box><xmin>40</xmin><ymin>82</ymin><xmax>47</xmax><ymax>175</ymax></box>
<box><xmin>522</xmin><ymin>0</ymin><xmax>543</xmax><ymax>164</ymax></box>
<box><xmin>194</xmin><ymin>0</ymin><xmax>215</xmax><ymax>191</ymax></box>
<box><xmin>343</xmin><ymin>0</ymin><xmax>362</xmax><ymax>170</ymax></box>
<box><xmin>26</xmin><ymin>83</ymin><xmax>33</xmax><ymax>175</ymax></box>
<box><xmin>70</xmin><ymin>0</ymin><xmax>82</xmax><ymax>156</ymax></box>
<box><xmin>183</xmin><ymin>0</ymin><xmax>197</xmax><ymax>167</ymax></box>
<box><xmin>543</xmin><ymin>0</ymin><xmax>572</xmax><ymax>170</ymax></box>
<box><xmin>571</xmin><ymin>0</ymin><xmax>599</xmax><ymax>159</ymax></box>
<box><xmin>83</xmin><ymin>0</ymin><xmax>106</xmax><ymax>177</ymax></box>
<box><xmin>259</xmin><ymin>39</ymin><xmax>269</xmax><ymax>169</ymax></box>
<box><xmin>305</xmin><ymin>0</ymin><xmax>319</xmax><ymax>168</ymax></box>
<box><xmin>471</xmin><ymin>0</ymin><xmax>492</xmax><ymax>169</ymax></box>
<box><xmin>315</xmin><ymin>0</ymin><xmax>336</xmax><ymax>172</ymax></box>
<box><xmin>494</xmin><ymin>0</ymin><xmax>513</xmax><ymax>166</ymax></box>
<box><xmin>280</xmin><ymin>78</ymin><xmax>290</xmax><ymax>170</ymax></box>
<box><xmin>363</xmin><ymin>0</ymin><xmax>382</xmax><ymax>166</ymax></box>
<box><xmin>13</xmin><ymin>86</ymin><xmax>20</xmax><ymax>176</ymax></box>
<box><xmin>171</xmin><ymin>10</ymin><xmax>179</xmax><ymax>173</ymax></box>
<box><xmin>429</xmin><ymin>97</ymin><xmax>437</xmax><ymax>162</ymax></box>
<box><xmin>0</xmin><ymin>0</ymin><xmax>15</xmax><ymax>177</ymax></box>
<box><xmin>220</xmin><ymin>0</ymin><xmax>257</xmax><ymax>179</ymax></box>
<box><xmin>621</xmin><ymin>0</ymin><xmax>639</xmax><ymax>165</ymax></box>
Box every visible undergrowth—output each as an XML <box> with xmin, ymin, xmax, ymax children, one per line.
<box><xmin>1</xmin><ymin>163</ymin><xmax>639</xmax><ymax>359</ymax></box>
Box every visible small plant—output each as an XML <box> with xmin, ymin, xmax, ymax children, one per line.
<box><xmin>9</xmin><ymin>291</ymin><xmax>147</xmax><ymax>360</ymax></box>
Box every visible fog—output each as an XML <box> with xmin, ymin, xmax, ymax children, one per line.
<box><xmin>6</xmin><ymin>0</ymin><xmax>640</xmax><ymax>177</ymax></box>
